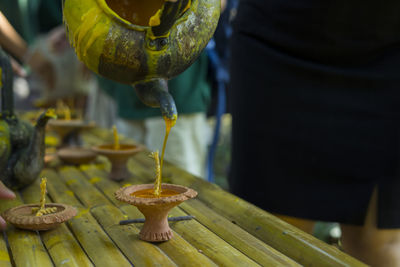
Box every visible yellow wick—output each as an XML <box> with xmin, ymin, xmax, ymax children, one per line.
<box><xmin>150</xmin><ymin>151</ymin><xmax>161</xmax><ymax>197</ymax></box>
<box><xmin>56</xmin><ymin>100</ymin><xmax>71</xmax><ymax>120</ymax></box>
<box><xmin>64</xmin><ymin>106</ymin><xmax>71</xmax><ymax>120</ymax></box>
<box><xmin>112</xmin><ymin>125</ymin><xmax>120</xmax><ymax>150</ymax></box>
<box><xmin>56</xmin><ymin>100</ymin><xmax>63</xmax><ymax>113</ymax></box>
<box><xmin>33</xmin><ymin>177</ymin><xmax>57</xmax><ymax>216</ymax></box>
<box><xmin>36</xmin><ymin>178</ymin><xmax>47</xmax><ymax>216</ymax></box>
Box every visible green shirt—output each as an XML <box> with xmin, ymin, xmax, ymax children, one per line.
<box><xmin>99</xmin><ymin>52</ymin><xmax>211</xmax><ymax>120</ymax></box>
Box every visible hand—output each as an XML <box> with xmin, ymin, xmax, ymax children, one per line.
<box><xmin>221</xmin><ymin>0</ymin><xmax>227</xmax><ymax>12</ymax></box>
<box><xmin>10</xmin><ymin>57</ymin><xmax>27</xmax><ymax>77</ymax></box>
<box><xmin>47</xmin><ymin>25</ymin><xmax>69</xmax><ymax>55</ymax></box>
<box><xmin>26</xmin><ymin>50</ymin><xmax>56</xmax><ymax>90</ymax></box>
<box><xmin>0</xmin><ymin>181</ymin><xmax>15</xmax><ymax>229</ymax></box>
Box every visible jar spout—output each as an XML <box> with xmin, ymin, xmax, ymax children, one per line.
<box><xmin>134</xmin><ymin>79</ymin><xmax>177</xmax><ymax>121</ymax></box>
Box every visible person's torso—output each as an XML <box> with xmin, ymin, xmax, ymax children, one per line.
<box><xmin>234</xmin><ymin>0</ymin><xmax>400</xmax><ymax>65</ymax></box>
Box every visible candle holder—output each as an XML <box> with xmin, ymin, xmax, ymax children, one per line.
<box><xmin>57</xmin><ymin>147</ymin><xmax>97</xmax><ymax>165</ymax></box>
<box><xmin>115</xmin><ymin>183</ymin><xmax>197</xmax><ymax>242</ymax></box>
<box><xmin>47</xmin><ymin>119</ymin><xmax>95</xmax><ymax>147</ymax></box>
<box><xmin>91</xmin><ymin>144</ymin><xmax>144</xmax><ymax>181</ymax></box>
<box><xmin>3</xmin><ymin>203</ymin><xmax>77</xmax><ymax>231</ymax></box>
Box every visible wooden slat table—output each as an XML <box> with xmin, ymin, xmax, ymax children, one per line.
<box><xmin>0</xmin><ymin>127</ymin><xmax>367</xmax><ymax>267</ymax></box>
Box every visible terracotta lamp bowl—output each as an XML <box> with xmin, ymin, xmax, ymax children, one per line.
<box><xmin>48</xmin><ymin>119</ymin><xmax>95</xmax><ymax>146</ymax></box>
<box><xmin>3</xmin><ymin>203</ymin><xmax>77</xmax><ymax>231</ymax></box>
<box><xmin>91</xmin><ymin>144</ymin><xmax>144</xmax><ymax>181</ymax></box>
<box><xmin>115</xmin><ymin>183</ymin><xmax>197</xmax><ymax>242</ymax></box>
<box><xmin>57</xmin><ymin>147</ymin><xmax>97</xmax><ymax>165</ymax></box>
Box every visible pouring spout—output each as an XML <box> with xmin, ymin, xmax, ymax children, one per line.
<box><xmin>134</xmin><ymin>78</ymin><xmax>178</xmax><ymax>122</ymax></box>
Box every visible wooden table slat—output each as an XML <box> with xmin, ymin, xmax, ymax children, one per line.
<box><xmin>166</xmin><ymin>207</ymin><xmax>261</xmax><ymax>267</ymax></box>
<box><xmin>58</xmin><ymin>167</ymin><xmax>111</xmax><ymax>207</ymax></box>
<box><xmin>66</xmin><ymin>208</ymin><xmax>132</xmax><ymax>267</ymax></box>
<box><xmin>0</xmin><ymin>233</ymin><xmax>12</xmax><ymax>267</ymax></box>
<box><xmin>42</xmin><ymin>169</ymin><xmax>83</xmax><ymax>207</ymax></box>
<box><xmin>7</xmin><ymin>228</ymin><xmax>54</xmax><ymax>267</ymax></box>
<box><xmin>79</xmin><ymin>165</ymin><xmax>127</xmax><ymax>207</ymax></box>
<box><xmin>179</xmin><ymin>199</ymin><xmax>301</xmax><ymax>267</ymax></box>
<box><xmin>0</xmin><ymin>192</ymin><xmax>14</xmax><ymax>267</ymax></box>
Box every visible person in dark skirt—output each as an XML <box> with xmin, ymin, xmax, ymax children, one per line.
<box><xmin>228</xmin><ymin>1</ymin><xmax>400</xmax><ymax>265</ymax></box>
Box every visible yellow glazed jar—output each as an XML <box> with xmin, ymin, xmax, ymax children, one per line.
<box><xmin>63</xmin><ymin>0</ymin><xmax>220</xmax><ymax>119</ymax></box>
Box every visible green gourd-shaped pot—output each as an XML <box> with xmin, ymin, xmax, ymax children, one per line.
<box><xmin>0</xmin><ymin>49</ymin><xmax>56</xmax><ymax>189</ymax></box>
<box><xmin>62</xmin><ymin>0</ymin><xmax>220</xmax><ymax>121</ymax></box>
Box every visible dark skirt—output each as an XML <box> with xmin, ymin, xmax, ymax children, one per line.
<box><xmin>228</xmin><ymin>1</ymin><xmax>400</xmax><ymax>228</ymax></box>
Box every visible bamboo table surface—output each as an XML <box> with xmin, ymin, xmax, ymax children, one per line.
<box><xmin>0</xmin><ymin>127</ymin><xmax>367</xmax><ymax>267</ymax></box>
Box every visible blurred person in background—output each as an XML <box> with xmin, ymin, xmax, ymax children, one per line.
<box><xmin>228</xmin><ymin>1</ymin><xmax>400</xmax><ymax>266</ymax></box>
<box><xmin>0</xmin><ymin>0</ymin><xmax>93</xmax><ymax>112</ymax></box>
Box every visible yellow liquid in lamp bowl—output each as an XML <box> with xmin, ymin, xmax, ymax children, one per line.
<box><xmin>131</xmin><ymin>188</ymin><xmax>180</xmax><ymax>198</ymax></box>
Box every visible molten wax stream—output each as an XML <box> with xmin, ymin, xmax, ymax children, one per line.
<box><xmin>160</xmin><ymin>116</ymin><xmax>177</xmax><ymax>179</ymax></box>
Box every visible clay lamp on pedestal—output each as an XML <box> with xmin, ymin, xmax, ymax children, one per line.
<box><xmin>3</xmin><ymin>178</ymin><xmax>77</xmax><ymax>231</ymax></box>
<box><xmin>91</xmin><ymin>126</ymin><xmax>144</xmax><ymax>181</ymax></box>
<box><xmin>115</xmin><ymin>151</ymin><xmax>197</xmax><ymax>242</ymax></box>
<box><xmin>57</xmin><ymin>147</ymin><xmax>97</xmax><ymax>165</ymax></box>
<box><xmin>47</xmin><ymin>104</ymin><xmax>94</xmax><ymax>147</ymax></box>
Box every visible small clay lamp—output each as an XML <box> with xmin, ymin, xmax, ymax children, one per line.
<box><xmin>57</xmin><ymin>147</ymin><xmax>97</xmax><ymax>165</ymax></box>
<box><xmin>3</xmin><ymin>178</ymin><xmax>77</xmax><ymax>231</ymax></box>
<box><xmin>47</xmin><ymin>103</ymin><xmax>94</xmax><ymax>146</ymax></box>
<box><xmin>91</xmin><ymin>126</ymin><xmax>144</xmax><ymax>181</ymax></box>
<box><xmin>115</xmin><ymin>152</ymin><xmax>197</xmax><ymax>242</ymax></box>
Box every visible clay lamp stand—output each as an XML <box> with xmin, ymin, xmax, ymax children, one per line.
<box><xmin>48</xmin><ymin>105</ymin><xmax>94</xmax><ymax>147</ymax></box>
<box><xmin>48</xmin><ymin>119</ymin><xmax>94</xmax><ymax>147</ymax></box>
<box><xmin>115</xmin><ymin>183</ymin><xmax>197</xmax><ymax>242</ymax></box>
<box><xmin>115</xmin><ymin>151</ymin><xmax>197</xmax><ymax>242</ymax></box>
<box><xmin>57</xmin><ymin>147</ymin><xmax>97</xmax><ymax>165</ymax></box>
<box><xmin>91</xmin><ymin>126</ymin><xmax>144</xmax><ymax>181</ymax></box>
<box><xmin>3</xmin><ymin>178</ymin><xmax>77</xmax><ymax>231</ymax></box>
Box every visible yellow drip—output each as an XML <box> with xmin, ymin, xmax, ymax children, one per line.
<box><xmin>83</xmin><ymin>20</ymin><xmax>109</xmax><ymax>58</ymax></box>
<box><xmin>182</xmin><ymin>0</ymin><xmax>192</xmax><ymax>13</ymax></box>
<box><xmin>112</xmin><ymin>125</ymin><xmax>120</xmax><ymax>150</ymax></box>
<box><xmin>74</xmin><ymin>8</ymin><xmax>102</xmax><ymax>61</ymax></box>
<box><xmin>149</xmin><ymin>9</ymin><xmax>162</xmax><ymax>26</ymax></box>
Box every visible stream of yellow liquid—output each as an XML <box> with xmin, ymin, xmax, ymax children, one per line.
<box><xmin>160</xmin><ymin>117</ymin><xmax>176</xmax><ymax>179</ymax></box>
<box><xmin>160</xmin><ymin>118</ymin><xmax>175</xmax><ymax>177</ymax></box>
<box><xmin>148</xmin><ymin>116</ymin><xmax>177</xmax><ymax>197</ymax></box>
